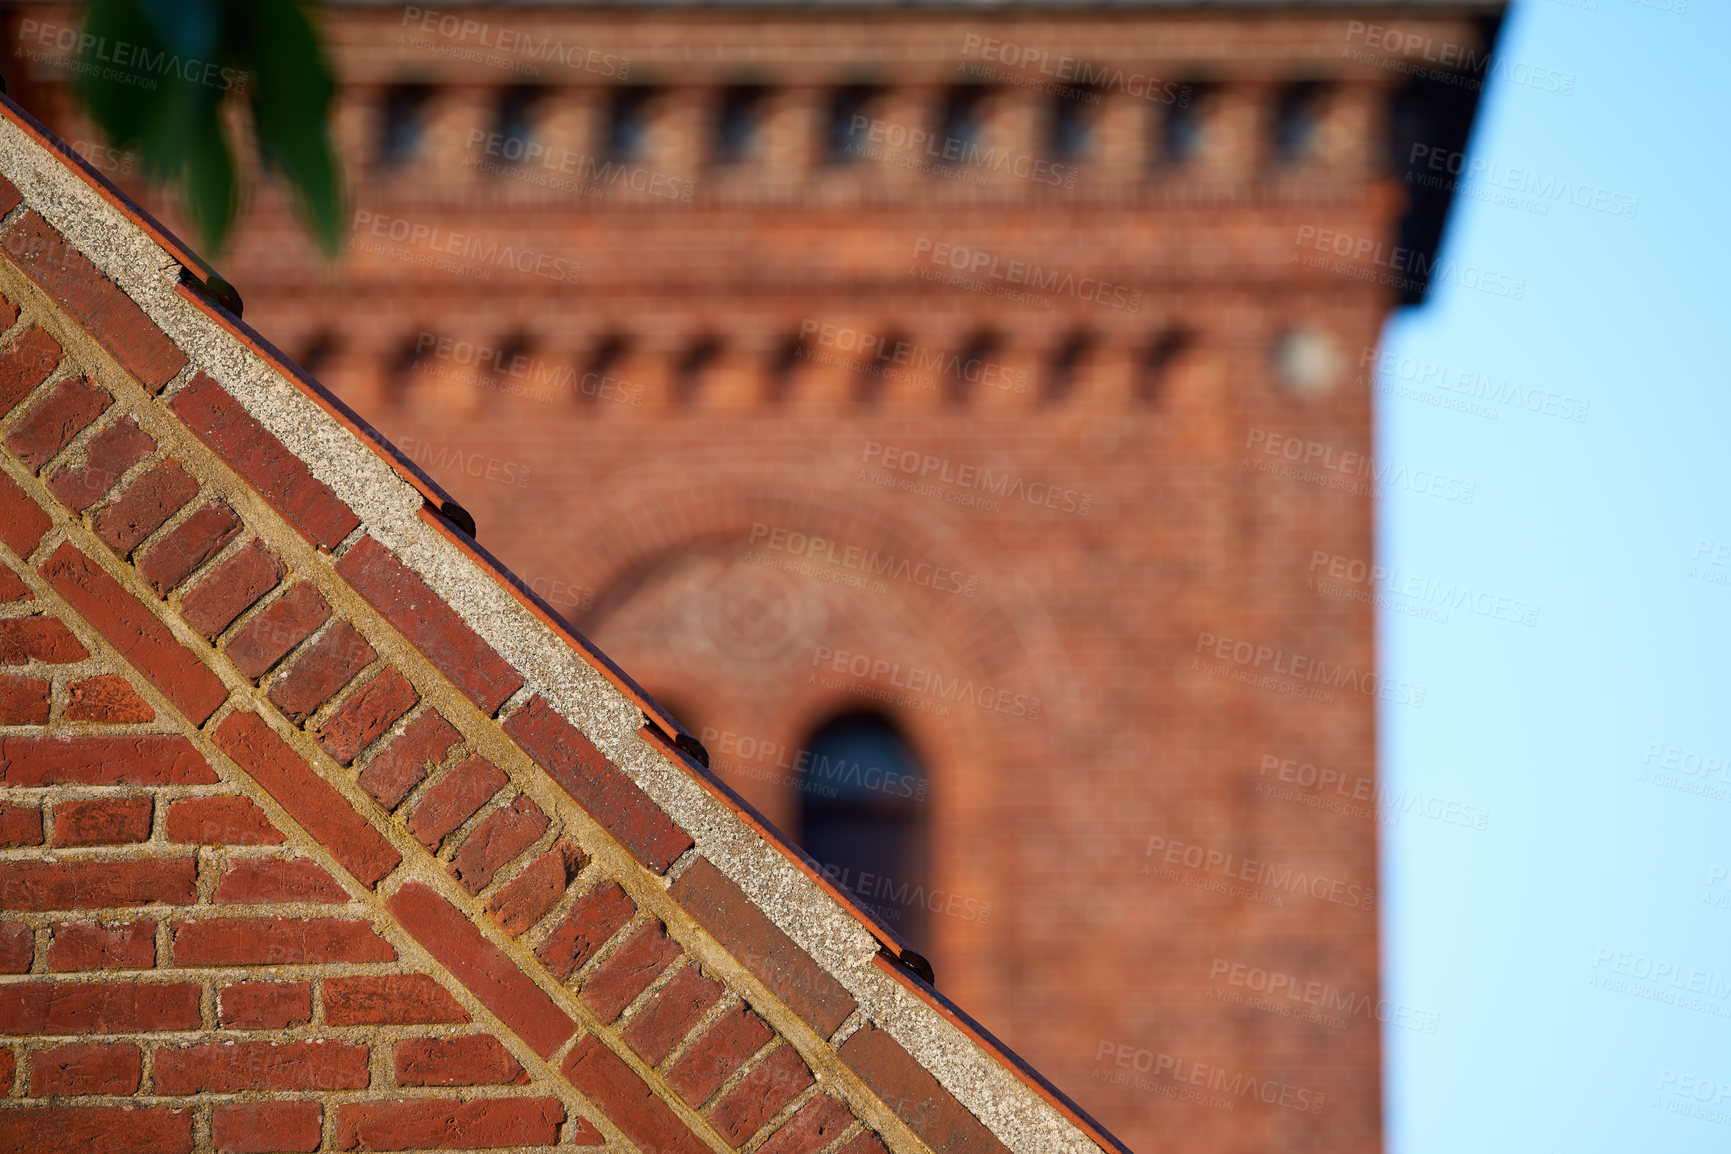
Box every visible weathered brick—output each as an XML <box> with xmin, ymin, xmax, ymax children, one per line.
<box><xmin>451</xmin><ymin>794</ymin><xmax>546</xmax><ymax>895</ymax></box>
<box><xmin>65</xmin><ymin>673</ymin><xmax>155</xmax><ymax>722</ymax></box>
<box><xmin>758</xmin><ymin>1095</ymin><xmax>859</xmax><ymax>1154</ymax></box>
<box><xmin>487</xmin><ymin>838</ymin><xmax>585</xmax><ymax>936</ymax></box>
<box><xmin>393</xmin><ymin>1034</ymin><xmax>527</xmax><ymax>1087</ymax></box>
<box><xmin>213</xmin><ymin>857</ymin><xmax>347</xmax><ymax>904</ymax></box>
<box><xmin>0</xmin><ymin>674</ymin><xmax>49</xmax><ymax>723</ymax></box>
<box><xmin>224</xmin><ymin>583</ymin><xmax>330</xmax><ymax>679</ymax></box>
<box><xmin>0</xmin><ymin>919</ymin><xmax>35</xmax><ymax>972</ymax></box>
<box><xmin>212</xmin><ymin>712</ymin><xmax>401</xmax><ymax>888</ymax></box>
<box><xmin>0</xmin><ymin>469</ymin><xmax>51</xmax><ymax>558</ymax></box>
<box><xmin>536</xmin><ymin>880</ymin><xmax>635</xmax><ymax>981</ymax></box>
<box><xmin>1</xmin><ymin>212</ymin><xmax>188</xmax><ymax>390</ymax></box>
<box><xmin>357</xmin><ymin>709</ymin><xmax>460</xmax><ymax>810</ymax></box>
<box><xmin>169</xmin><ymin>374</ymin><xmax>358</xmax><ymax>548</ymax></box>
<box><xmin>155</xmin><ymin>1039</ymin><xmax>370</xmax><ymax>1093</ymax></box>
<box><xmin>92</xmin><ymin>459</ymin><xmax>198</xmax><ymax>555</ymax></box>
<box><xmin>0</xmin><ymin>981</ymin><xmax>201</xmax><ymax>1033</ymax></box>
<box><xmin>334</xmin><ymin>1098</ymin><xmax>565</xmax><ymax>1151</ymax></box>
<box><xmin>267</xmin><ymin>620</ymin><xmax>375</xmax><ymax>722</ymax></box>
<box><xmin>164</xmin><ymin>795</ymin><xmax>283</xmax><ymax>845</ymax></box>
<box><xmin>46</xmin><ymin>415</ymin><xmax>155</xmax><ymax>512</ymax></box>
<box><xmin>623</xmin><ymin>964</ymin><xmax>726</xmax><ymax>1066</ymax></box>
<box><xmin>835</xmin><ymin>1132</ymin><xmax>892</xmax><ymax>1154</ymax></box>
<box><xmin>0</xmin><ymin>858</ymin><xmax>195</xmax><ymax>910</ymax></box>
<box><xmin>218</xmin><ymin>981</ymin><xmax>312</xmax><ymax>1029</ymax></box>
<box><xmin>6</xmin><ymin>376</ymin><xmax>110</xmax><ymax>471</ymax></box>
<box><xmin>51</xmin><ymin>796</ymin><xmax>152</xmax><ymax>846</ymax></box>
<box><xmin>0</xmin><ymin>616</ymin><xmax>87</xmax><ymax>664</ymax></box>
<box><xmin>838</xmin><ymin>1024</ymin><xmax>1012</xmax><ymax>1154</ymax></box>
<box><xmin>385</xmin><ymin>881</ymin><xmax>575</xmax><ymax>1060</ymax></box>
<box><xmin>0</xmin><ymin>1105</ymin><xmax>193</xmax><ymax>1154</ymax></box>
<box><xmin>407</xmin><ymin>755</ymin><xmax>507</xmax><ymax>849</ymax></box>
<box><xmin>47</xmin><ymin>919</ymin><xmax>156</xmax><ymax>971</ymax></box>
<box><xmin>710</xmin><ymin>1044</ymin><xmax>815</xmax><ymax>1146</ymax></box>
<box><xmin>37</xmin><ymin>544</ymin><xmax>229</xmax><ymax>724</ymax></box>
<box><xmin>667</xmin><ymin>1004</ymin><xmax>776</xmax><ymax>1107</ymax></box>
<box><xmin>0</xmin><ymin>287</ymin><xmax>16</xmax><ymax>327</ymax></box>
<box><xmin>560</xmin><ymin>1034</ymin><xmax>711</xmax><ymax>1154</ymax></box>
<box><xmin>137</xmin><ymin>500</ymin><xmax>241</xmax><ymax>596</ymax></box>
<box><xmin>179</xmin><ymin>539</ymin><xmax>282</xmax><ymax>637</ymax></box>
<box><xmin>670</xmin><ymin>857</ymin><xmax>857</xmax><ymax>1038</ymax></box>
<box><xmin>580</xmin><ymin>920</ymin><xmax>683</xmax><ymax>1024</ymax></box>
<box><xmin>0</xmin><ymin>1046</ymin><xmax>12</xmax><ymax>1088</ymax></box>
<box><xmin>0</xmin><ymin>801</ymin><xmax>42</xmax><ymax>847</ymax></box>
<box><xmin>336</xmin><ymin>535</ymin><xmax>523</xmax><ymax>714</ymax></box>
<box><xmin>171</xmin><ymin>917</ymin><xmax>395</xmax><ymax>966</ymax></box>
<box><xmin>0</xmin><ymin>325</ymin><xmax>63</xmax><ymax>417</ymax></box>
<box><xmin>319</xmin><ymin>665</ymin><xmax>418</xmax><ymax>765</ymax></box>
<box><xmin>505</xmin><ymin>695</ymin><xmax>692</xmax><ymax>873</ymax></box>
<box><xmin>0</xmin><ymin>561</ymin><xmax>30</xmax><ymax>600</ymax></box>
<box><xmin>29</xmin><ymin>1042</ymin><xmax>142</xmax><ymax>1096</ymax></box>
<box><xmin>1</xmin><ymin>735</ymin><xmax>216</xmax><ymax>786</ymax></box>
<box><xmin>324</xmin><ymin>973</ymin><xmax>469</xmax><ymax>1026</ymax></box>
<box><xmin>213</xmin><ymin>1101</ymin><xmax>322</xmax><ymax>1154</ymax></box>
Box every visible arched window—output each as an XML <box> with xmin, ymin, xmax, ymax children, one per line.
<box><xmin>797</xmin><ymin>712</ymin><xmax>930</xmax><ymax>950</ymax></box>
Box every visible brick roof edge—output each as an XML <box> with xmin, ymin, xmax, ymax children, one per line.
<box><xmin>0</xmin><ymin>94</ymin><xmax>1133</xmax><ymax>1154</ymax></box>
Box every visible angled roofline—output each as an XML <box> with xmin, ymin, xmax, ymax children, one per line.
<box><xmin>0</xmin><ymin>89</ymin><xmax>1134</xmax><ymax>1154</ymax></box>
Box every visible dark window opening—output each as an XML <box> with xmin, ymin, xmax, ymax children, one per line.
<box><xmin>493</xmin><ymin>85</ymin><xmax>545</xmax><ymax>164</ymax></box>
<box><xmin>797</xmin><ymin>712</ymin><xmax>930</xmax><ymax>952</ymax></box>
<box><xmin>296</xmin><ymin>331</ymin><xmax>337</xmax><ymax>380</ymax></box>
<box><xmin>1044</xmin><ymin>332</ymin><xmax>1092</xmax><ymax>405</ymax></box>
<box><xmin>1158</xmin><ymin>82</ymin><xmax>1212</xmax><ymax>166</ymax></box>
<box><xmin>1136</xmin><ymin>329</ymin><xmax>1192</xmax><ymax>405</ymax></box>
<box><xmin>378</xmin><ymin>83</ymin><xmax>433</xmax><ymax>168</ymax></box>
<box><xmin>480</xmin><ymin>332</ymin><xmax>533</xmax><ymax>392</ymax></box>
<box><xmin>714</xmin><ymin>84</ymin><xmax>768</xmax><ymax>166</ymax></box>
<box><xmin>1047</xmin><ymin>86</ymin><xmax>1102</xmax><ymax>163</ymax></box>
<box><xmin>579</xmin><ymin>333</ymin><xmax>630</xmax><ymax>407</ymax></box>
<box><xmin>1272</xmin><ymin>81</ymin><xmax>1328</xmax><ymax>166</ymax></box>
<box><xmin>672</xmin><ymin>337</ymin><xmax>721</xmax><ymax>406</ymax></box>
<box><xmin>936</xmin><ymin>86</ymin><xmax>990</xmax><ymax>163</ymax></box>
<box><xmin>605</xmin><ymin>86</ymin><xmax>656</xmax><ymax>162</ymax></box>
<box><xmin>853</xmin><ymin>330</ymin><xmax>905</xmax><ymax>408</ymax></box>
<box><xmin>945</xmin><ymin>332</ymin><xmax>1001</xmax><ymax>407</ymax></box>
<box><xmin>385</xmin><ymin>333</ymin><xmax>432</xmax><ymax>406</ymax></box>
<box><xmin>824</xmin><ymin>84</ymin><xmax>880</xmax><ymax>164</ymax></box>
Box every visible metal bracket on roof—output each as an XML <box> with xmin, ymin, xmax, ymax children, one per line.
<box><xmin>176</xmin><ymin>263</ymin><xmax>243</xmax><ymax>319</ymax></box>
<box><xmin>878</xmin><ymin>942</ymin><xmax>936</xmax><ymax>987</ymax></box>
<box><xmin>425</xmin><ymin>497</ymin><xmax>476</xmax><ymax>540</ymax></box>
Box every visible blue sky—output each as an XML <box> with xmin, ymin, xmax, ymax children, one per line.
<box><xmin>1377</xmin><ymin>0</ymin><xmax>1730</xmax><ymax>1150</ymax></box>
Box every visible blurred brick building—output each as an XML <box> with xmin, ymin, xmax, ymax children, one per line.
<box><xmin>4</xmin><ymin>2</ymin><xmax>1501</xmax><ymax>1149</ymax></box>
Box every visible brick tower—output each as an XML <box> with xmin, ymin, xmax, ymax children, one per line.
<box><xmin>3</xmin><ymin>3</ymin><xmax>1503</xmax><ymax>1150</ymax></box>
